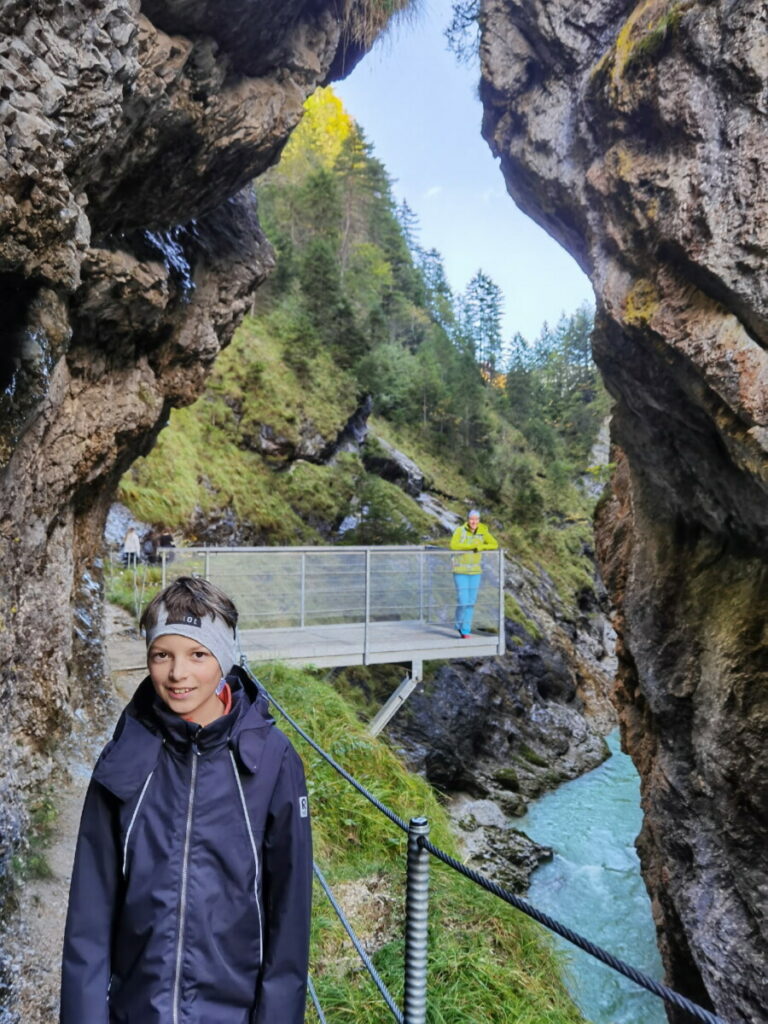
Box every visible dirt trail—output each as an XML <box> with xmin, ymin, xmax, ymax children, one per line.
<box><xmin>14</xmin><ymin>606</ymin><xmax>145</xmax><ymax>1024</ymax></box>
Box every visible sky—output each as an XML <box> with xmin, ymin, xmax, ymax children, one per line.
<box><xmin>334</xmin><ymin>0</ymin><xmax>594</xmax><ymax>344</ymax></box>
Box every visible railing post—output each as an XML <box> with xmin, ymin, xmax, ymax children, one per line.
<box><xmin>363</xmin><ymin>548</ymin><xmax>371</xmax><ymax>665</ymax></box>
<box><xmin>300</xmin><ymin>552</ymin><xmax>306</xmax><ymax>628</ymax></box>
<box><xmin>418</xmin><ymin>548</ymin><xmax>425</xmax><ymax>623</ymax></box>
<box><xmin>404</xmin><ymin>816</ymin><xmax>430</xmax><ymax>1024</ymax></box>
<box><xmin>161</xmin><ymin>549</ymin><xmax>167</xmax><ymax>589</ymax></box>
<box><xmin>497</xmin><ymin>548</ymin><xmax>505</xmax><ymax>655</ymax></box>
<box><xmin>204</xmin><ymin>548</ymin><xmax>210</xmax><ymax>581</ymax></box>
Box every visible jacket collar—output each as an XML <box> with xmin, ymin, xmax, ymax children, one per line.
<box><xmin>93</xmin><ymin>668</ymin><xmax>276</xmax><ymax>798</ymax></box>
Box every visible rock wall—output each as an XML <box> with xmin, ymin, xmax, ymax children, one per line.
<box><xmin>479</xmin><ymin>1</ymin><xmax>767</xmax><ymax>1020</ymax></box>
<box><xmin>0</xmin><ymin>0</ymin><xmax>402</xmax><ymax>997</ymax></box>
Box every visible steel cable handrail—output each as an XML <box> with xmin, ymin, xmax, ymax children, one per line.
<box><xmin>253</xmin><ymin>668</ymin><xmax>731</xmax><ymax>1024</ymax></box>
<box><xmin>258</xmin><ymin>680</ymin><xmax>410</xmax><ymax>835</ymax></box>
<box><xmin>313</xmin><ymin>862</ymin><xmax>404</xmax><ymax>1023</ymax></box>
<box><xmin>418</xmin><ymin>838</ymin><xmax>729</xmax><ymax>1024</ymax></box>
<box><xmin>307</xmin><ymin>976</ymin><xmax>328</xmax><ymax>1024</ymax></box>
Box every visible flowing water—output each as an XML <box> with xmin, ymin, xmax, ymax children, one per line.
<box><xmin>517</xmin><ymin>731</ymin><xmax>667</xmax><ymax>1024</ymax></box>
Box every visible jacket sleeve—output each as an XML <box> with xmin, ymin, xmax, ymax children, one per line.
<box><xmin>254</xmin><ymin>744</ymin><xmax>313</xmax><ymax>1024</ymax></box>
<box><xmin>60</xmin><ymin>778</ymin><xmax>122</xmax><ymax>1024</ymax></box>
<box><xmin>480</xmin><ymin>527</ymin><xmax>499</xmax><ymax>550</ymax></box>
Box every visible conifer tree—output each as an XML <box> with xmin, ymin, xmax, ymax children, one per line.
<box><xmin>460</xmin><ymin>269</ymin><xmax>504</xmax><ymax>371</ymax></box>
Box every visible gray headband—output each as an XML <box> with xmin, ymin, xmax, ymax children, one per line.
<box><xmin>145</xmin><ymin>603</ymin><xmax>240</xmax><ymax>677</ymax></box>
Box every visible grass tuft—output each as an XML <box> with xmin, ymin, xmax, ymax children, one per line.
<box><xmin>11</xmin><ymin>792</ymin><xmax>58</xmax><ymax>882</ymax></box>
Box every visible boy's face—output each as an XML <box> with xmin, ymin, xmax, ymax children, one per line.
<box><xmin>148</xmin><ymin>634</ymin><xmax>223</xmax><ymax>726</ymax></box>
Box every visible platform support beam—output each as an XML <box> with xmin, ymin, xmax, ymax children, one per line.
<box><xmin>368</xmin><ymin>659</ymin><xmax>423</xmax><ymax>737</ymax></box>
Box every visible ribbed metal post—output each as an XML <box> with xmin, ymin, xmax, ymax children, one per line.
<box><xmin>404</xmin><ymin>816</ymin><xmax>430</xmax><ymax>1024</ymax></box>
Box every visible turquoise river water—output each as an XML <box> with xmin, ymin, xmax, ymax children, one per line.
<box><xmin>517</xmin><ymin>730</ymin><xmax>667</xmax><ymax>1024</ymax></box>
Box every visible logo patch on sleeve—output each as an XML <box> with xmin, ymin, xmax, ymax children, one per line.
<box><xmin>299</xmin><ymin>796</ymin><xmax>308</xmax><ymax>818</ymax></box>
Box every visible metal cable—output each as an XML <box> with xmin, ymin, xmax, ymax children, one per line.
<box><xmin>419</xmin><ymin>837</ymin><xmax>730</xmax><ymax>1024</ymax></box>
<box><xmin>313</xmin><ymin>862</ymin><xmax>404</xmax><ymax>1023</ymax></box>
<box><xmin>307</xmin><ymin>974</ymin><xmax>327</xmax><ymax>1024</ymax></box>
<box><xmin>253</xmin><ymin>666</ymin><xmax>730</xmax><ymax>1024</ymax></box>
<box><xmin>255</xmin><ymin>677</ymin><xmax>410</xmax><ymax>835</ymax></box>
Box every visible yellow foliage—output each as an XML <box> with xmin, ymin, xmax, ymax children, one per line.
<box><xmin>480</xmin><ymin>365</ymin><xmax>507</xmax><ymax>390</ymax></box>
<box><xmin>280</xmin><ymin>87</ymin><xmax>355</xmax><ymax>174</ymax></box>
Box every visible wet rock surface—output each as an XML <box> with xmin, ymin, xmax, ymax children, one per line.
<box><xmin>390</xmin><ymin>623</ymin><xmax>611</xmax><ymax>814</ymax></box>
<box><xmin>447</xmin><ymin>795</ymin><xmax>553</xmax><ymax>893</ymax></box>
<box><xmin>382</xmin><ymin>559</ymin><xmax>615</xmax><ymax>895</ymax></box>
<box><xmin>480</xmin><ymin>0</ymin><xmax>768</xmax><ymax>1018</ymax></box>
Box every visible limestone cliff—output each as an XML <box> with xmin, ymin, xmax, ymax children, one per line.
<box><xmin>480</xmin><ymin>0</ymin><xmax>767</xmax><ymax>1019</ymax></box>
<box><xmin>0</xmin><ymin>0</ymin><xmax>403</xmax><ymax>995</ymax></box>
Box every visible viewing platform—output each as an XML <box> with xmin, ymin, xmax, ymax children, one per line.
<box><xmin>157</xmin><ymin>545</ymin><xmax>505</xmax><ymax>669</ymax></box>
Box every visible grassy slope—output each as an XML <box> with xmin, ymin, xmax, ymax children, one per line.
<box><xmin>119</xmin><ymin>316</ymin><xmax>437</xmax><ymax>546</ymax></box>
<box><xmin>262</xmin><ymin>663</ymin><xmax>584</xmax><ymax>1024</ymax></box>
<box><xmin>119</xmin><ymin>313</ymin><xmax>596</xmax><ymax>602</ymax></box>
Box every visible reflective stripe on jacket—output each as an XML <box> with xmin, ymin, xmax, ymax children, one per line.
<box><xmin>450</xmin><ymin>522</ymin><xmax>498</xmax><ymax>575</ymax></box>
<box><xmin>60</xmin><ymin>668</ymin><xmax>312</xmax><ymax>1024</ymax></box>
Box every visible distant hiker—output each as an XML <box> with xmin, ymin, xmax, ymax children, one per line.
<box><xmin>60</xmin><ymin>576</ymin><xmax>312</xmax><ymax>1024</ymax></box>
<box><xmin>141</xmin><ymin>529</ymin><xmax>158</xmax><ymax>564</ymax></box>
<box><xmin>450</xmin><ymin>509</ymin><xmax>499</xmax><ymax>637</ymax></box>
<box><xmin>158</xmin><ymin>525</ymin><xmax>176</xmax><ymax>563</ymax></box>
<box><xmin>121</xmin><ymin>526</ymin><xmax>141</xmax><ymax>568</ymax></box>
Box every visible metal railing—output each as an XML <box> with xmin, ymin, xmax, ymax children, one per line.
<box><xmin>155</xmin><ymin>545</ymin><xmax>505</xmax><ymax>641</ymax></box>
<box><xmin>255</xmin><ymin>667</ymin><xmax>732</xmax><ymax>1024</ymax></box>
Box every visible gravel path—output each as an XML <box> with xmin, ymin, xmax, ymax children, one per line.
<box><xmin>13</xmin><ymin>606</ymin><xmax>145</xmax><ymax>1024</ymax></box>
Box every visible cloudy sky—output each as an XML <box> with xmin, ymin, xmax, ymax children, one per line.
<box><xmin>335</xmin><ymin>0</ymin><xmax>594</xmax><ymax>343</ymax></box>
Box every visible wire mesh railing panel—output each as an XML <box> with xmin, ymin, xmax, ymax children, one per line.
<box><xmin>157</xmin><ymin>545</ymin><xmax>502</xmax><ymax>635</ymax></box>
<box><xmin>424</xmin><ymin>549</ymin><xmax>501</xmax><ymax>633</ymax></box>
<box><xmin>210</xmin><ymin>551</ymin><xmax>305</xmax><ymax>629</ymax></box>
<box><xmin>160</xmin><ymin>548</ymin><xmax>206</xmax><ymax>579</ymax></box>
<box><xmin>160</xmin><ymin>549</ymin><xmax>302</xmax><ymax>628</ymax></box>
<box><xmin>368</xmin><ymin>549</ymin><xmax>427</xmax><ymax>622</ymax></box>
<box><xmin>302</xmin><ymin>550</ymin><xmax>367</xmax><ymax>627</ymax></box>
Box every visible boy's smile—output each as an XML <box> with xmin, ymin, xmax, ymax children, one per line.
<box><xmin>148</xmin><ymin>634</ymin><xmax>224</xmax><ymax>726</ymax></box>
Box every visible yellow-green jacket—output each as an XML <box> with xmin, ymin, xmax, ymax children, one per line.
<box><xmin>450</xmin><ymin>522</ymin><xmax>498</xmax><ymax>575</ymax></box>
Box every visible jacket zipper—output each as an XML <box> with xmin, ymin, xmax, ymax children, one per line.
<box><xmin>122</xmin><ymin>770</ymin><xmax>154</xmax><ymax>877</ymax></box>
<box><xmin>172</xmin><ymin>743</ymin><xmax>199</xmax><ymax>1024</ymax></box>
<box><xmin>229</xmin><ymin>749</ymin><xmax>263</xmax><ymax>964</ymax></box>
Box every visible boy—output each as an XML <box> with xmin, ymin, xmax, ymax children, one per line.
<box><xmin>61</xmin><ymin>576</ymin><xmax>312</xmax><ymax>1024</ymax></box>
<box><xmin>450</xmin><ymin>509</ymin><xmax>498</xmax><ymax>637</ymax></box>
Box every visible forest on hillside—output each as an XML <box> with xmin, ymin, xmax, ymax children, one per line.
<box><xmin>119</xmin><ymin>88</ymin><xmax>610</xmax><ymax>598</ymax></box>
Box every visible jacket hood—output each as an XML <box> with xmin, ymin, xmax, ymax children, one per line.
<box><xmin>93</xmin><ymin>665</ymin><xmax>277</xmax><ymax>800</ymax></box>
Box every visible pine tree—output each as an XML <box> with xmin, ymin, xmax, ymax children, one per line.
<box><xmin>460</xmin><ymin>270</ymin><xmax>504</xmax><ymax>372</ymax></box>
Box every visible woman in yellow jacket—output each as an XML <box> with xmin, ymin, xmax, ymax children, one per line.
<box><xmin>450</xmin><ymin>509</ymin><xmax>498</xmax><ymax>637</ymax></box>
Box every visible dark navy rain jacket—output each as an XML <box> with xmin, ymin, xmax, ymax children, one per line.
<box><xmin>60</xmin><ymin>668</ymin><xmax>312</xmax><ymax>1024</ymax></box>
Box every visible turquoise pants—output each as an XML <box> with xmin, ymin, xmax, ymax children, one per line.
<box><xmin>453</xmin><ymin>573</ymin><xmax>481</xmax><ymax>635</ymax></box>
